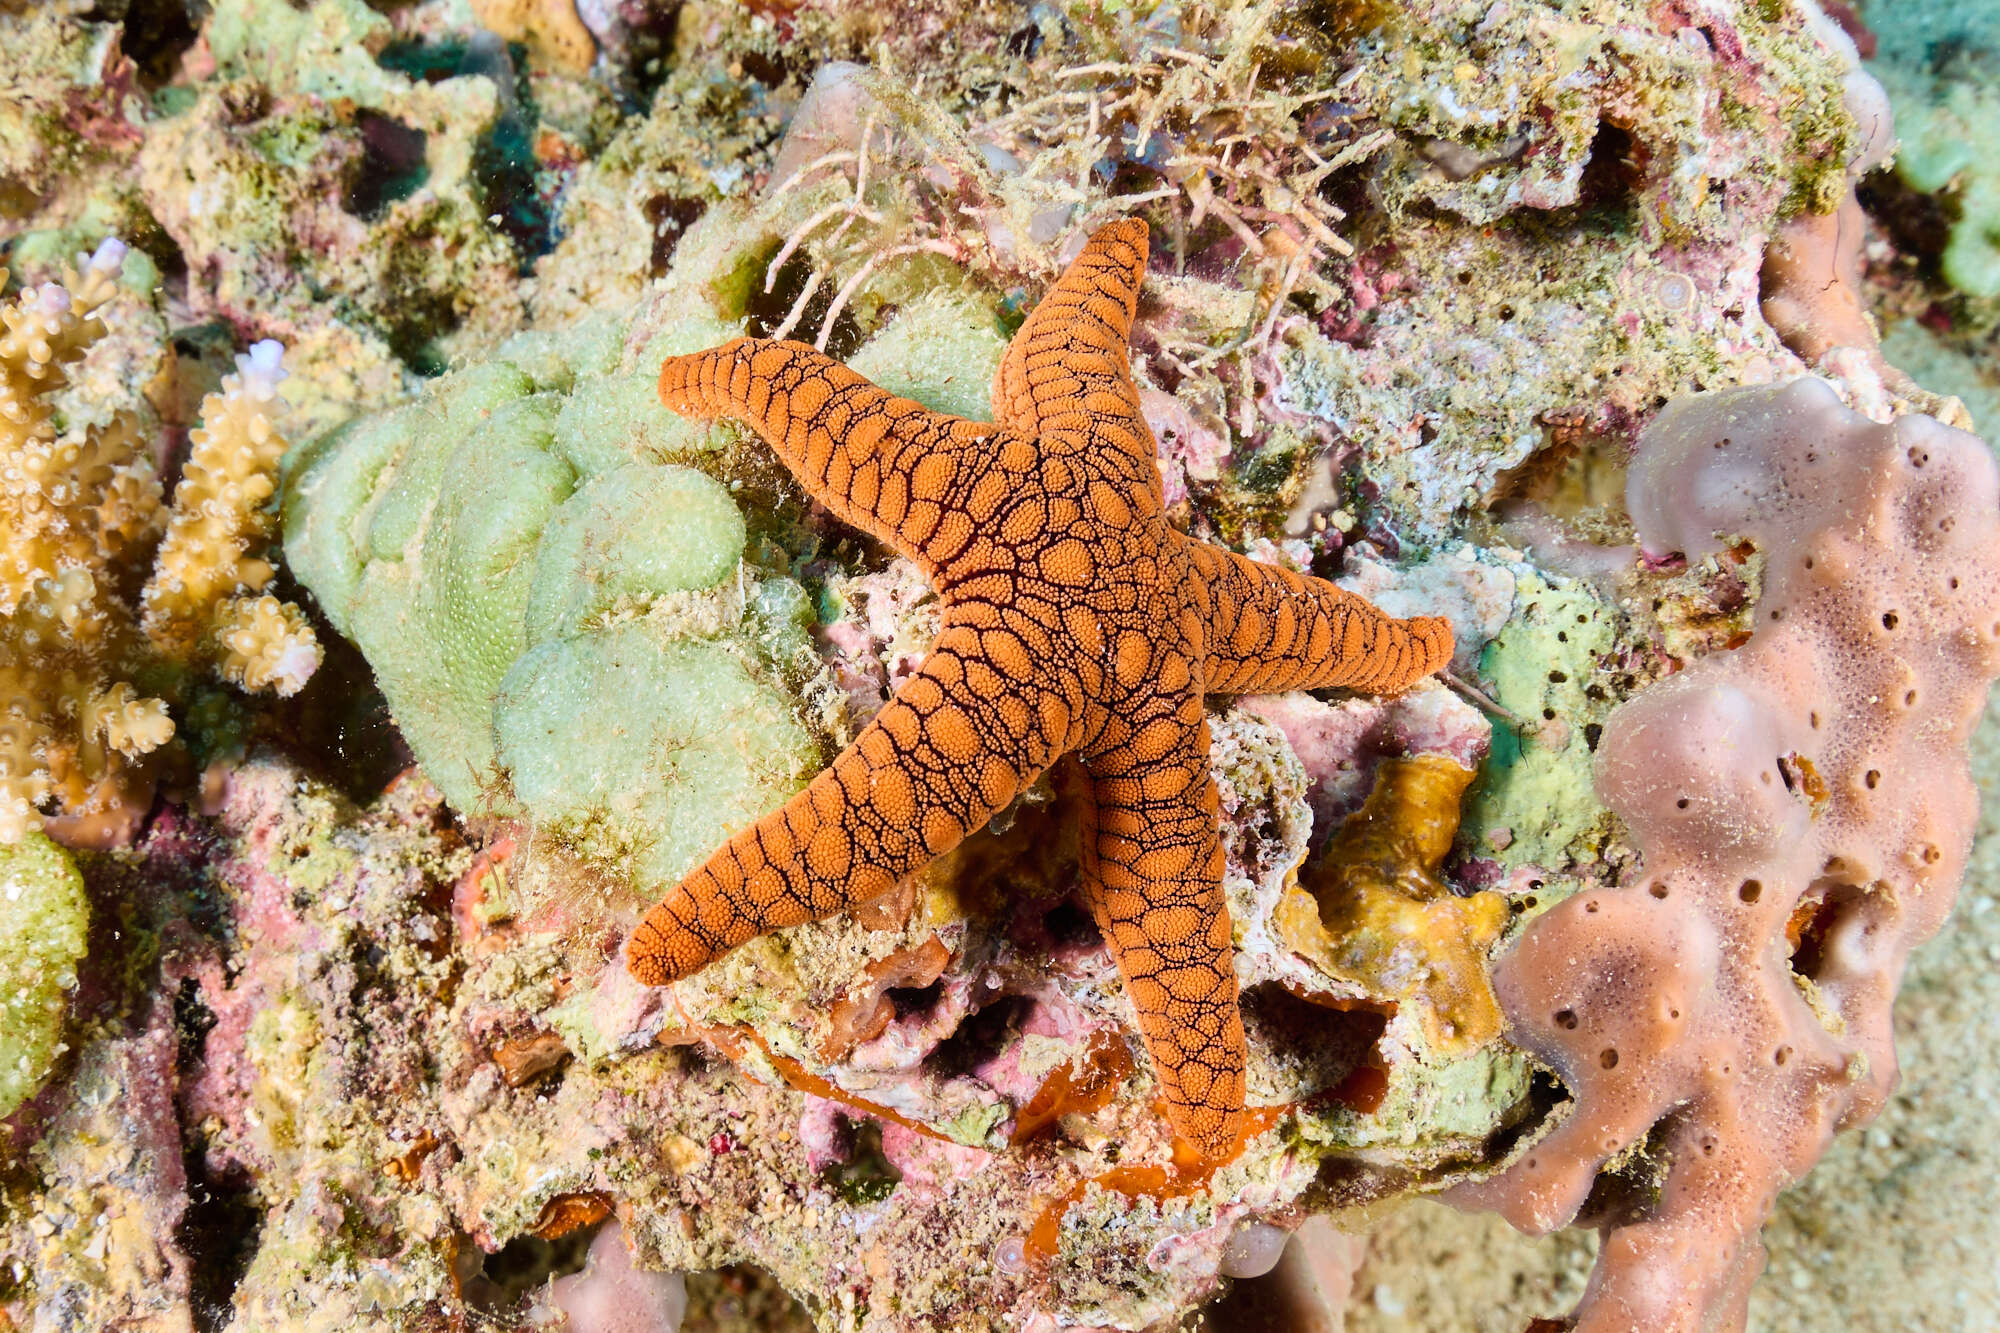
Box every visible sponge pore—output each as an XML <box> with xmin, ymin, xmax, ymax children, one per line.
<box><xmin>1453</xmin><ymin>377</ymin><xmax>2000</xmax><ymax>1333</ymax></box>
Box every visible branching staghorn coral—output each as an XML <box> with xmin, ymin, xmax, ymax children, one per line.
<box><xmin>0</xmin><ymin>240</ymin><xmax>169</xmax><ymax>845</ymax></box>
<box><xmin>0</xmin><ymin>242</ymin><xmax>157</xmax><ymax>611</ymax></box>
<box><xmin>142</xmin><ymin>340</ymin><xmax>321</xmax><ymax>698</ymax></box>
<box><xmin>0</xmin><ymin>242</ymin><xmax>319</xmax><ymax>845</ymax></box>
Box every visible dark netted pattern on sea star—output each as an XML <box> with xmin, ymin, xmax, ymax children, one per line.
<box><xmin>628</xmin><ymin>220</ymin><xmax>1452</xmax><ymax>1158</ymax></box>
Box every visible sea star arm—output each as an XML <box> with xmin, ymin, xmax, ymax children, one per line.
<box><xmin>659</xmin><ymin>337</ymin><xmax>1005</xmax><ymax>570</ymax></box>
<box><xmin>1078</xmin><ymin>690</ymin><xmax>1247</xmax><ymax>1162</ymax></box>
<box><xmin>1183</xmin><ymin>538</ymin><xmax>1455</xmax><ymax>695</ymax></box>
<box><xmin>991</xmin><ymin>219</ymin><xmax>1158</xmax><ymax>474</ymax></box>
<box><xmin>627</xmin><ymin>619</ymin><xmax>1071</xmax><ymax>985</ymax></box>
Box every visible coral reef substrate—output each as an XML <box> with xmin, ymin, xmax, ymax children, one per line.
<box><xmin>4</xmin><ymin>0</ymin><xmax>1999</xmax><ymax>1329</ymax></box>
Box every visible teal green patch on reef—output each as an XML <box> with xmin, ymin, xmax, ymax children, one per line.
<box><xmin>1864</xmin><ymin>0</ymin><xmax>2000</xmax><ymax>297</ymax></box>
<box><xmin>0</xmin><ymin>834</ymin><xmax>88</xmax><ymax>1121</ymax></box>
<box><xmin>280</xmin><ymin>302</ymin><xmax>821</xmax><ymax>902</ymax></box>
<box><xmin>1459</xmin><ymin>573</ymin><xmax>1618</xmax><ymax>870</ymax></box>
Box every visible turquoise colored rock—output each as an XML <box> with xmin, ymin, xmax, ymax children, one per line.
<box><xmin>0</xmin><ymin>834</ymin><xmax>88</xmax><ymax>1119</ymax></box>
<box><xmin>1866</xmin><ymin>0</ymin><xmax>2000</xmax><ymax>297</ymax></box>
<box><xmin>1459</xmin><ymin>573</ymin><xmax>1618</xmax><ymax>870</ymax></box>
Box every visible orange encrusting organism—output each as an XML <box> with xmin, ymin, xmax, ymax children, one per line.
<box><xmin>661</xmin><ymin>1021</ymin><xmax>957</xmax><ymax>1144</ymax></box>
<box><xmin>1009</xmin><ymin>1030</ymin><xmax>1137</xmax><ymax>1145</ymax></box>
<box><xmin>626</xmin><ymin>218</ymin><xmax>1452</xmax><ymax>1163</ymax></box>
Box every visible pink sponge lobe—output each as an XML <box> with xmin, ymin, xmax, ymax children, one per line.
<box><xmin>1453</xmin><ymin>377</ymin><xmax>2000</xmax><ymax>1333</ymax></box>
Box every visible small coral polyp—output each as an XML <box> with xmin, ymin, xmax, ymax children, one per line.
<box><xmin>1456</xmin><ymin>378</ymin><xmax>2000</xmax><ymax>1332</ymax></box>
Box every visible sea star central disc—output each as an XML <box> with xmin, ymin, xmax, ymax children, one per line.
<box><xmin>627</xmin><ymin>219</ymin><xmax>1453</xmax><ymax>1159</ymax></box>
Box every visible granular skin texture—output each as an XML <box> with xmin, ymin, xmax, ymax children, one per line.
<box><xmin>626</xmin><ymin>220</ymin><xmax>1454</xmax><ymax>1162</ymax></box>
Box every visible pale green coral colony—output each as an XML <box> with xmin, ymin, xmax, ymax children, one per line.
<box><xmin>280</xmin><ymin>242</ymin><xmax>1018</xmax><ymax>905</ymax></box>
<box><xmin>281</xmin><ymin>308</ymin><xmax>823</xmax><ymax>901</ymax></box>
<box><xmin>0</xmin><ymin>835</ymin><xmax>88</xmax><ymax>1119</ymax></box>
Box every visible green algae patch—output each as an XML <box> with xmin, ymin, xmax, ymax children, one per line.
<box><xmin>1460</xmin><ymin>573</ymin><xmax>1619</xmax><ymax>870</ymax></box>
<box><xmin>0</xmin><ymin>834</ymin><xmax>88</xmax><ymax>1119</ymax></box>
<box><xmin>941</xmin><ymin>1099</ymin><xmax>1009</xmax><ymax>1149</ymax></box>
<box><xmin>819</xmin><ymin>1120</ymin><xmax>903</xmax><ymax>1205</ymax></box>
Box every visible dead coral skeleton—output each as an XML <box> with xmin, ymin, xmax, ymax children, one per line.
<box><xmin>0</xmin><ymin>241</ymin><xmax>320</xmax><ymax>845</ymax></box>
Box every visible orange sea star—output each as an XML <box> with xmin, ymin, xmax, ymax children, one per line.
<box><xmin>626</xmin><ymin>219</ymin><xmax>1452</xmax><ymax>1159</ymax></box>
